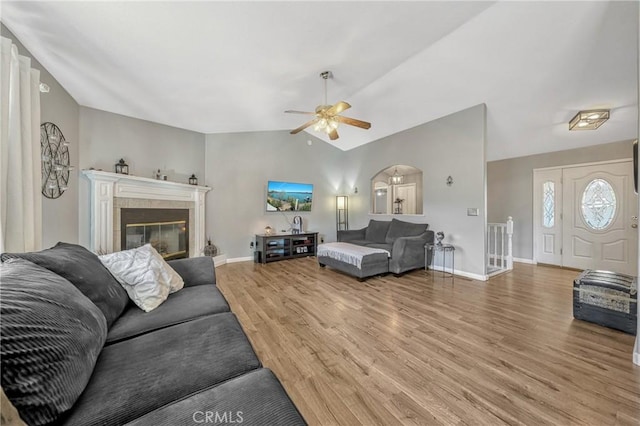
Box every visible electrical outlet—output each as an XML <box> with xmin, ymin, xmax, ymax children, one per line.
<box><xmin>249</xmin><ymin>241</ymin><xmax>254</xmax><ymax>248</ymax></box>
<box><xmin>320</xmin><ymin>236</ymin><xmax>325</xmax><ymax>243</ymax></box>
<box><xmin>467</xmin><ymin>208</ymin><xmax>479</xmax><ymax>216</ymax></box>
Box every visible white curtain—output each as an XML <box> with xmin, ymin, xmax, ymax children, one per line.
<box><xmin>0</xmin><ymin>36</ymin><xmax>42</xmax><ymax>253</ymax></box>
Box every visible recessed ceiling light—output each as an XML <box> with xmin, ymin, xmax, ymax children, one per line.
<box><xmin>569</xmin><ymin>109</ymin><xmax>610</xmax><ymax>131</ymax></box>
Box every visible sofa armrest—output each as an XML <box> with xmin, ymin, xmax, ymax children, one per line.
<box><xmin>337</xmin><ymin>227</ymin><xmax>366</xmax><ymax>242</ymax></box>
<box><xmin>389</xmin><ymin>231</ymin><xmax>434</xmax><ymax>274</ymax></box>
<box><xmin>392</xmin><ymin>234</ymin><xmax>429</xmax><ymax>256</ymax></box>
<box><xmin>167</xmin><ymin>257</ymin><xmax>216</xmax><ymax>287</ymax></box>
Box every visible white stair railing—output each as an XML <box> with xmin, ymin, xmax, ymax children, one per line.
<box><xmin>487</xmin><ymin>216</ymin><xmax>514</xmax><ymax>275</ymax></box>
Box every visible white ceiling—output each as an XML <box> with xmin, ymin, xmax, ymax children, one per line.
<box><xmin>2</xmin><ymin>1</ymin><xmax>638</xmax><ymax>160</ymax></box>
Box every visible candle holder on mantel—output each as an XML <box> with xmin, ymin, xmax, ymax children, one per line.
<box><xmin>115</xmin><ymin>158</ymin><xmax>129</xmax><ymax>175</ymax></box>
<box><xmin>189</xmin><ymin>174</ymin><xmax>198</xmax><ymax>185</ymax></box>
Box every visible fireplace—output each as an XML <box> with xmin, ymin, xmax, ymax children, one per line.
<box><xmin>82</xmin><ymin>170</ymin><xmax>210</xmax><ymax>257</ymax></box>
<box><xmin>121</xmin><ymin>208</ymin><xmax>189</xmax><ymax>260</ymax></box>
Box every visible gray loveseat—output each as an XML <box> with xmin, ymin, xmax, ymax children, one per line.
<box><xmin>0</xmin><ymin>243</ymin><xmax>305</xmax><ymax>426</ymax></box>
<box><xmin>338</xmin><ymin>218</ymin><xmax>434</xmax><ymax>275</ymax></box>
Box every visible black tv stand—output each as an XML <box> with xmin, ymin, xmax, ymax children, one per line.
<box><xmin>254</xmin><ymin>232</ymin><xmax>318</xmax><ymax>264</ymax></box>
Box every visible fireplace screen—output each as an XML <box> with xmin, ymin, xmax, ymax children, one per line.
<box><xmin>121</xmin><ymin>208</ymin><xmax>189</xmax><ymax>260</ymax></box>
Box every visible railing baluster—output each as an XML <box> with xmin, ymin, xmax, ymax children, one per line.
<box><xmin>500</xmin><ymin>226</ymin><xmax>505</xmax><ymax>268</ymax></box>
<box><xmin>487</xmin><ymin>218</ymin><xmax>514</xmax><ymax>274</ymax></box>
<box><xmin>506</xmin><ymin>216</ymin><xmax>514</xmax><ymax>270</ymax></box>
<box><xmin>493</xmin><ymin>226</ymin><xmax>498</xmax><ymax>267</ymax></box>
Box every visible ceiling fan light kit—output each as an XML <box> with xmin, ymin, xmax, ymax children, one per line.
<box><xmin>285</xmin><ymin>71</ymin><xmax>371</xmax><ymax>141</ymax></box>
<box><xmin>569</xmin><ymin>109</ymin><xmax>610</xmax><ymax>130</ymax></box>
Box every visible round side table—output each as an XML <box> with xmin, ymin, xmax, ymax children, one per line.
<box><xmin>425</xmin><ymin>243</ymin><xmax>455</xmax><ymax>277</ymax></box>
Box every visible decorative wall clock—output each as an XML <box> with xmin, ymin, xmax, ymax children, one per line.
<box><xmin>40</xmin><ymin>122</ymin><xmax>72</xmax><ymax>199</ymax></box>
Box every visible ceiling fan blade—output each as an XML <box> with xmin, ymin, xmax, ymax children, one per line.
<box><xmin>335</xmin><ymin>115</ymin><xmax>371</xmax><ymax>130</ymax></box>
<box><xmin>326</xmin><ymin>101</ymin><xmax>351</xmax><ymax>116</ymax></box>
<box><xmin>284</xmin><ymin>110</ymin><xmax>315</xmax><ymax>115</ymax></box>
<box><xmin>328</xmin><ymin>129</ymin><xmax>339</xmax><ymax>140</ymax></box>
<box><xmin>290</xmin><ymin>118</ymin><xmax>318</xmax><ymax>135</ymax></box>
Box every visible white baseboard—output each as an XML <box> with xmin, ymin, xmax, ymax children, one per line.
<box><xmin>634</xmin><ymin>350</ymin><xmax>640</xmax><ymax>366</ymax></box>
<box><xmin>226</xmin><ymin>256</ymin><xmax>253</xmax><ymax>264</ymax></box>
<box><xmin>453</xmin><ymin>269</ymin><xmax>488</xmax><ymax>281</ymax></box>
<box><xmin>212</xmin><ymin>254</ymin><xmax>227</xmax><ymax>267</ymax></box>
<box><xmin>514</xmin><ymin>257</ymin><xmax>535</xmax><ymax>264</ymax></box>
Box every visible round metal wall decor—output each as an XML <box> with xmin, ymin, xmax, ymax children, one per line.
<box><xmin>41</xmin><ymin>122</ymin><xmax>71</xmax><ymax>199</ymax></box>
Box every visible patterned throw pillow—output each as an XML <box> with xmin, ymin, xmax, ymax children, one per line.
<box><xmin>99</xmin><ymin>244</ymin><xmax>184</xmax><ymax>312</ymax></box>
<box><xmin>0</xmin><ymin>259</ymin><xmax>107</xmax><ymax>425</ymax></box>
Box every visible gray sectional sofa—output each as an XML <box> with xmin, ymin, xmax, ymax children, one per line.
<box><xmin>337</xmin><ymin>218</ymin><xmax>434</xmax><ymax>275</ymax></box>
<box><xmin>0</xmin><ymin>243</ymin><xmax>305</xmax><ymax>426</ymax></box>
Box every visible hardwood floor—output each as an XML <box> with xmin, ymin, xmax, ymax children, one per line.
<box><xmin>216</xmin><ymin>258</ymin><xmax>639</xmax><ymax>425</ymax></box>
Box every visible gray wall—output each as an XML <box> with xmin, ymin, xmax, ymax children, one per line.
<box><xmin>2</xmin><ymin>23</ymin><xmax>80</xmax><ymax>248</ymax></box>
<box><xmin>344</xmin><ymin>104</ymin><xmax>487</xmax><ymax>277</ymax></box>
<box><xmin>204</xmin><ymin>131</ymin><xmax>345</xmax><ymax>259</ymax></box>
<box><xmin>487</xmin><ymin>139</ymin><xmax>634</xmax><ymax>260</ymax></box>
<box><xmin>78</xmin><ymin>106</ymin><xmax>206</xmax><ymax>246</ymax></box>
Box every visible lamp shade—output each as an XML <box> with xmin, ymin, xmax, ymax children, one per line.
<box><xmin>336</xmin><ymin>195</ymin><xmax>348</xmax><ymax>233</ymax></box>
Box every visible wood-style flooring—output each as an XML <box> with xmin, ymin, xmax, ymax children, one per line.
<box><xmin>216</xmin><ymin>258</ymin><xmax>639</xmax><ymax>425</ymax></box>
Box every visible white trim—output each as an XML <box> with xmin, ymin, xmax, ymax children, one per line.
<box><xmin>82</xmin><ymin>170</ymin><xmax>211</xmax><ymax>256</ymax></box>
<box><xmin>514</xmin><ymin>257</ymin><xmax>536</xmax><ymax>264</ymax></box>
<box><xmin>532</xmin><ymin>158</ymin><xmax>632</xmax><ymax>173</ymax></box>
<box><xmin>452</xmin><ymin>269</ymin><xmax>488</xmax><ymax>281</ymax></box>
<box><xmin>634</xmin><ymin>351</ymin><xmax>639</xmax><ymax>366</ymax></box>
<box><xmin>227</xmin><ymin>256</ymin><xmax>253</xmax><ymax>263</ymax></box>
<box><xmin>367</xmin><ymin>213</ymin><xmax>426</xmax><ymax>217</ymax></box>
<box><xmin>487</xmin><ymin>268</ymin><xmax>508</xmax><ymax>278</ymax></box>
<box><xmin>213</xmin><ymin>254</ymin><xmax>227</xmax><ymax>267</ymax></box>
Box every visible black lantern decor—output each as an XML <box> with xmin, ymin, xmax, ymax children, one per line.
<box><xmin>189</xmin><ymin>174</ymin><xmax>198</xmax><ymax>185</ymax></box>
<box><xmin>115</xmin><ymin>159</ymin><xmax>129</xmax><ymax>175</ymax></box>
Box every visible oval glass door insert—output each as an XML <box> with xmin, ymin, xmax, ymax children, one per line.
<box><xmin>581</xmin><ymin>178</ymin><xmax>617</xmax><ymax>230</ymax></box>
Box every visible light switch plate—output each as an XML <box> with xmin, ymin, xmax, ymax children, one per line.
<box><xmin>467</xmin><ymin>208</ymin><xmax>479</xmax><ymax>216</ymax></box>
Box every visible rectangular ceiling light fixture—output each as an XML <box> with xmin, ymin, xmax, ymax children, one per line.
<box><xmin>569</xmin><ymin>109</ymin><xmax>610</xmax><ymax>130</ymax></box>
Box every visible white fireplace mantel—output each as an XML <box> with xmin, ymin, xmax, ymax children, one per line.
<box><xmin>82</xmin><ymin>170</ymin><xmax>211</xmax><ymax>256</ymax></box>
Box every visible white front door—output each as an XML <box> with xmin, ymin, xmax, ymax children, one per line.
<box><xmin>562</xmin><ymin>161</ymin><xmax>638</xmax><ymax>275</ymax></box>
<box><xmin>533</xmin><ymin>168</ymin><xmax>563</xmax><ymax>265</ymax></box>
<box><xmin>533</xmin><ymin>160</ymin><xmax>638</xmax><ymax>274</ymax></box>
<box><xmin>393</xmin><ymin>183</ymin><xmax>417</xmax><ymax>214</ymax></box>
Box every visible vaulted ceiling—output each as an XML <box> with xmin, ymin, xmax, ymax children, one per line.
<box><xmin>2</xmin><ymin>1</ymin><xmax>638</xmax><ymax>160</ymax></box>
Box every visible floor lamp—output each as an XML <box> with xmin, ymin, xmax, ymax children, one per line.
<box><xmin>336</xmin><ymin>196</ymin><xmax>349</xmax><ymax>235</ymax></box>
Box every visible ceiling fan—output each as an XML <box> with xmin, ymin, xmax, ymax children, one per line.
<box><xmin>285</xmin><ymin>71</ymin><xmax>371</xmax><ymax>141</ymax></box>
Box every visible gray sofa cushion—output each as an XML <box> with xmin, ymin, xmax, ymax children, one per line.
<box><xmin>124</xmin><ymin>368</ymin><xmax>306</xmax><ymax>426</ymax></box>
<box><xmin>61</xmin><ymin>313</ymin><xmax>261</xmax><ymax>426</ymax></box>
<box><xmin>167</xmin><ymin>257</ymin><xmax>216</xmax><ymax>287</ymax></box>
<box><xmin>1</xmin><ymin>242</ymin><xmax>129</xmax><ymax>328</ymax></box>
<box><xmin>0</xmin><ymin>259</ymin><xmax>107</xmax><ymax>426</ymax></box>
<box><xmin>365</xmin><ymin>220</ymin><xmax>391</xmax><ymax>243</ymax></box>
<box><xmin>106</xmin><ymin>284</ymin><xmax>230</xmax><ymax>344</ymax></box>
<box><xmin>364</xmin><ymin>243</ymin><xmax>393</xmax><ymax>252</ymax></box>
<box><xmin>385</xmin><ymin>219</ymin><xmax>428</xmax><ymax>244</ymax></box>
<box><xmin>344</xmin><ymin>239</ymin><xmax>374</xmax><ymax>247</ymax></box>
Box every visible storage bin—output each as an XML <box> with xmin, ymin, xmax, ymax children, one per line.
<box><xmin>573</xmin><ymin>270</ymin><xmax>637</xmax><ymax>335</ymax></box>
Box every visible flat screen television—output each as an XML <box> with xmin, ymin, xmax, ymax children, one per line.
<box><xmin>266</xmin><ymin>181</ymin><xmax>313</xmax><ymax>211</ymax></box>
